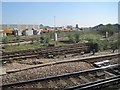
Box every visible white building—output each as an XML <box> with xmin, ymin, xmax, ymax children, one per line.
<box><xmin>26</xmin><ymin>29</ymin><xmax>33</xmax><ymax>36</ymax></box>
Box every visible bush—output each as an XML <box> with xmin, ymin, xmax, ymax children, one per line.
<box><xmin>67</xmin><ymin>32</ymin><xmax>80</xmax><ymax>43</ymax></box>
<box><xmin>68</xmin><ymin>34</ymin><xmax>75</xmax><ymax>43</ymax></box>
<box><xmin>81</xmin><ymin>34</ymin><xmax>112</xmax><ymax>51</ymax></box>
<box><xmin>45</xmin><ymin>36</ymin><xmax>50</xmax><ymax>45</ymax></box>
<box><xmin>3</xmin><ymin>37</ymin><xmax>8</xmax><ymax>44</ymax></box>
<box><xmin>74</xmin><ymin>33</ymin><xmax>80</xmax><ymax>43</ymax></box>
<box><xmin>97</xmin><ymin>24</ymin><xmax>117</xmax><ymax>36</ymax></box>
<box><xmin>15</xmin><ymin>36</ymin><xmax>20</xmax><ymax>45</ymax></box>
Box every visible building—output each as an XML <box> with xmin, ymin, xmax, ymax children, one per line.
<box><xmin>0</xmin><ymin>24</ymin><xmax>41</xmax><ymax>36</ymax></box>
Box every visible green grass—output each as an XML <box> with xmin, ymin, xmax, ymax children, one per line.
<box><xmin>2</xmin><ymin>35</ymin><xmax>42</xmax><ymax>43</ymax></box>
<box><xmin>4</xmin><ymin>41</ymin><xmax>43</xmax><ymax>52</ymax></box>
<box><xmin>2</xmin><ymin>31</ymin><xmax>119</xmax><ymax>52</ymax></box>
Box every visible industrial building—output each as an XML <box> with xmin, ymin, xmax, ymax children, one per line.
<box><xmin>0</xmin><ymin>24</ymin><xmax>41</xmax><ymax>37</ymax></box>
<box><xmin>1</xmin><ymin>24</ymin><xmax>39</xmax><ymax>30</ymax></box>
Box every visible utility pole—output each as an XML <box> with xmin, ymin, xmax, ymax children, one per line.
<box><xmin>53</xmin><ymin>16</ymin><xmax>57</xmax><ymax>42</ymax></box>
<box><xmin>54</xmin><ymin>16</ymin><xmax>56</xmax><ymax>30</ymax></box>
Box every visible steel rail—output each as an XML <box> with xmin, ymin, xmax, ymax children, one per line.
<box><xmin>2</xmin><ymin>64</ymin><xmax>119</xmax><ymax>87</ymax></box>
<box><xmin>4</xmin><ymin>53</ymin><xmax>119</xmax><ymax>74</ymax></box>
<box><xmin>66</xmin><ymin>75</ymin><xmax>120</xmax><ymax>90</ymax></box>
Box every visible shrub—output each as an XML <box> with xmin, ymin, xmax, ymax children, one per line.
<box><xmin>68</xmin><ymin>34</ymin><xmax>75</xmax><ymax>43</ymax></box>
<box><xmin>74</xmin><ymin>33</ymin><xmax>80</xmax><ymax>43</ymax></box>
<box><xmin>81</xmin><ymin>34</ymin><xmax>111</xmax><ymax>51</ymax></box>
<box><xmin>45</xmin><ymin>36</ymin><xmax>50</xmax><ymax>45</ymax></box>
<box><xmin>16</xmin><ymin>36</ymin><xmax>20</xmax><ymax>45</ymax></box>
<box><xmin>3</xmin><ymin>37</ymin><xmax>8</xmax><ymax>44</ymax></box>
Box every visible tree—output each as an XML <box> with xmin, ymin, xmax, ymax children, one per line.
<box><xmin>66</xmin><ymin>25</ymin><xmax>73</xmax><ymax>29</ymax></box>
<box><xmin>97</xmin><ymin>24</ymin><xmax>117</xmax><ymax>36</ymax></box>
<box><xmin>40</xmin><ymin>24</ymin><xmax>44</xmax><ymax>29</ymax></box>
<box><xmin>76</xmin><ymin>24</ymin><xmax>79</xmax><ymax>28</ymax></box>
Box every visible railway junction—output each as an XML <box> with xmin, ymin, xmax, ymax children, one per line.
<box><xmin>1</xmin><ymin>24</ymin><xmax>120</xmax><ymax>90</ymax></box>
<box><xmin>1</xmin><ymin>44</ymin><xmax>119</xmax><ymax>90</ymax></box>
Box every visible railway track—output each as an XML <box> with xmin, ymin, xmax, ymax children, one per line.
<box><xmin>2</xmin><ymin>44</ymin><xmax>119</xmax><ymax>63</ymax></box>
<box><xmin>2</xmin><ymin>55</ymin><xmax>118</xmax><ymax>86</ymax></box>
<box><xmin>4</xmin><ymin>53</ymin><xmax>119</xmax><ymax>74</ymax></box>
<box><xmin>2</xmin><ymin>64</ymin><xmax>120</xmax><ymax>89</ymax></box>
<box><xmin>67</xmin><ymin>75</ymin><xmax>120</xmax><ymax>90</ymax></box>
<box><xmin>2</xmin><ymin>43</ymin><xmax>90</xmax><ymax>61</ymax></box>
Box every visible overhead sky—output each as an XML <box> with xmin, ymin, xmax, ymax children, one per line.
<box><xmin>1</xmin><ymin>0</ymin><xmax>120</xmax><ymax>2</ymax></box>
<box><xmin>2</xmin><ymin>2</ymin><xmax>118</xmax><ymax>27</ymax></box>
